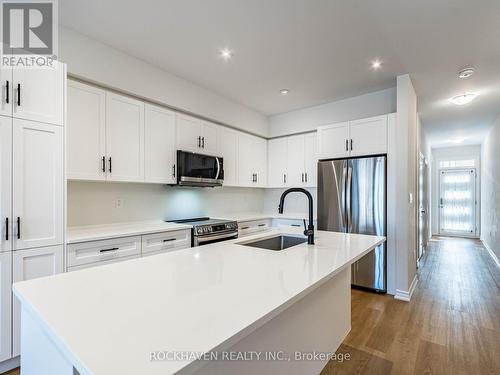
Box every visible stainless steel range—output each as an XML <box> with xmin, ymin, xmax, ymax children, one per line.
<box><xmin>167</xmin><ymin>217</ymin><xmax>238</xmax><ymax>246</ymax></box>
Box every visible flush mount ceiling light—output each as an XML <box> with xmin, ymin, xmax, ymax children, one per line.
<box><xmin>448</xmin><ymin>137</ymin><xmax>466</xmax><ymax>144</ymax></box>
<box><xmin>458</xmin><ymin>67</ymin><xmax>475</xmax><ymax>79</ymax></box>
<box><xmin>219</xmin><ymin>48</ymin><xmax>233</xmax><ymax>61</ymax></box>
<box><xmin>279</xmin><ymin>89</ymin><xmax>290</xmax><ymax>95</ymax></box>
<box><xmin>371</xmin><ymin>59</ymin><xmax>382</xmax><ymax>70</ymax></box>
<box><xmin>449</xmin><ymin>93</ymin><xmax>477</xmax><ymax>105</ymax></box>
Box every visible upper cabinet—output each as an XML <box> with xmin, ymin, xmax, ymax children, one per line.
<box><xmin>238</xmin><ymin>133</ymin><xmax>267</xmax><ymax>187</ymax></box>
<box><xmin>217</xmin><ymin>127</ymin><xmax>238</xmax><ymax>186</ymax></box>
<box><xmin>144</xmin><ymin>104</ymin><xmax>176</xmax><ymax>184</ymax></box>
<box><xmin>317</xmin><ymin>115</ymin><xmax>388</xmax><ymax>159</ymax></box>
<box><xmin>0</xmin><ymin>69</ymin><xmax>12</xmax><ymax>117</ymax></box>
<box><xmin>268</xmin><ymin>133</ymin><xmax>318</xmax><ymax>188</ymax></box>
<box><xmin>67</xmin><ymin>80</ymin><xmax>106</xmax><ymax>181</ymax></box>
<box><xmin>106</xmin><ymin>93</ymin><xmax>145</xmax><ymax>182</ymax></box>
<box><xmin>177</xmin><ymin>114</ymin><xmax>217</xmax><ymax>155</ymax></box>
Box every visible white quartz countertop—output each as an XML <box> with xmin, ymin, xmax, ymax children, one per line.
<box><xmin>17</xmin><ymin>227</ymin><xmax>384</xmax><ymax>375</ymax></box>
<box><xmin>66</xmin><ymin>220</ymin><xmax>192</xmax><ymax>244</ymax></box>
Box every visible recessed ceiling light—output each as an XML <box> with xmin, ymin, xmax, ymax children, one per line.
<box><xmin>448</xmin><ymin>138</ymin><xmax>466</xmax><ymax>144</ymax></box>
<box><xmin>449</xmin><ymin>93</ymin><xmax>477</xmax><ymax>105</ymax></box>
<box><xmin>220</xmin><ymin>48</ymin><xmax>233</xmax><ymax>61</ymax></box>
<box><xmin>279</xmin><ymin>89</ymin><xmax>290</xmax><ymax>95</ymax></box>
<box><xmin>371</xmin><ymin>59</ymin><xmax>382</xmax><ymax>70</ymax></box>
<box><xmin>458</xmin><ymin>67</ymin><xmax>475</xmax><ymax>79</ymax></box>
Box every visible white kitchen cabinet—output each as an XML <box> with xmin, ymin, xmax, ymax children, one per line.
<box><xmin>238</xmin><ymin>219</ymin><xmax>272</xmax><ymax>237</ymax></box>
<box><xmin>0</xmin><ymin>117</ymin><xmax>11</xmax><ymax>253</ymax></box>
<box><xmin>0</xmin><ymin>69</ymin><xmax>13</xmax><ymax>117</ymax></box>
<box><xmin>12</xmin><ymin>119</ymin><xmax>63</xmax><ymax>250</ymax></box>
<box><xmin>12</xmin><ymin>62</ymin><xmax>65</xmax><ymax>126</ymax></box>
<box><xmin>349</xmin><ymin>115</ymin><xmax>387</xmax><ymax>157</ymax></box>
<box><xmin>106</xmin><ymin>92</ymin><xmax>145</xmax><ymax>182</ymax></box>
<box><xmin>13</xmin><ymin>245</ymin><xmax>64</xmax><ymax>356</ymax></box>
<box><xmin>0</xmin><ymin>252</ymin><xmax>11</xmax><ymax>362</ymax></box>
<box><xmin>67</xmin><ymin>80</ymin><xmax>106</xmax><ymax>181</ymax></box>
<box><xmin>287</xmin><ymin>135</ymin><xmax>306</xmax><ymax>187</ymax></box>
<box><xmin>238</xmin><ymin>133</ymin><xmax>267</xmax><ymax>187</ymax></box>
<box><xmin>177</xmin><ymin>114</ymin><xmax>218</xmax><ymax>155</ymax></box>
<box><xmin>217</xmin><ymin>127</ymin><xmax>238</xmax><ymax>186</ymax></box>
<box><xmin>267</xmin><ymin>138</ymin><xmax>288</xmax><ymax>188</ymax></box>
<box><xmin>317</xmin><ymin>121</ymin><xmax>349</xmax><ymax>160</ymax></box>
<box><xmin>303</xmin><ymin>133</ymin><xmax>318</xmax><ymax>187</ymax></box>
<box><xmin>141</xmin><ymin>230</ymin><xmax>191</xmax><ymax>256</ymax></box>
<box><xmin>145</xmin><ymin>104</ymin><xmax>176</xmax><ymax>184</ymax></box>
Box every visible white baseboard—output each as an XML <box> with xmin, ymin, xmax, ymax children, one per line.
<box><xmin>482</xmin><ymin>240</ymin><xmax>500</xmax><ymax>269</ymax></box>
<box><xmin>394</xmin><ymin>275</ymin><xmax>418</xmax><ymax>302</ymax></box>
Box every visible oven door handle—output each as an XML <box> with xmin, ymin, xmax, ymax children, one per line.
<box><xmin>196</xmin><ymin>231</ymin><xmax>238</xmax><ymax>244</ymax></box>
<box><xmin>215</xmin><ymin>157</ymin><xmax>221</xmax><ymax>180</ymax></box>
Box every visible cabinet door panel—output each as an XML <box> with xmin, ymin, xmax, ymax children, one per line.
<box><xmin>304</xmin><ymin>133</ymin><xmax>318</xmax><ymax>187</ymax></box>
<box><xmin>145</xmin><ymin>104</ymin><xmax>176</xmax><ymax>184</ymax></box>
<box><xmin>217</xmin><ymin>128</ymin><xmax>238</xmax><ymax>186</ymax></box>
<box><xmin>349</xmin><ymin>115</ymin><xmax>387</xmax><ymax>157</ymax></box>
<box><xmin>201</xmin><ymin>122</ymin><xmax>218</xmax><ymax>155</ymax></box>
<box><xmin>0</xmin><ymin>252</ymin><xmax>11</xmax><ymax>362</ymax></box>
<box><xmin>255</xmin><ymin>137</ymin><xmax>267</xmax><ymax>187</ymax></box>
<box><xmin>106</xmin><ymin>93</ymin><xmax>145</xmax><ymax>182</ymax></box>
<box><xmin>12</xmin><ymin>120</ymin><xmax>63</xmax><ymax>250</ymax></box>
<box><xmin>13</xmin><ymin>245</ymin><xmax>63</xmax><ymax>356</ymax></box>
<box><xmin>0</xmin><ymin>68</ymin><xmax>13</xmax><ymax>117</ymax></box>
<box><xmin>67</xmin><ymin>80</ymin><xmax>106</xmax><ymax>180</ymax></box>
<box><xmin>317</xmin><ymin>122</ymin><xmax>349</xmax><ymax>159</ymax></box>
<box><xmin>12</xmin><ymin>62</ymin><xmax>64</xmax><ymax>126</ymax></box>
<box><xmin>237</xmin><ymin>134</ymin><xmax>254</xmax><ymax>186</ymax></box>
<box><xmin>0</xmin><ymin>117</ymin><xmax>12</xmax><ymax>252</ymax></box>
<box><xmin>286</xmin><ymin>135</ymin><xmax>305</xmax><ymax>187</ymax></box>
<box><xmin>268</xmin><ymin>138</ymin><xmax>288</xmax><ymax>188</ymax></box>
<box><xmin>177</xmin><ymin>114</ymin><xmax>202</xmax><ymax>153</ymax></box>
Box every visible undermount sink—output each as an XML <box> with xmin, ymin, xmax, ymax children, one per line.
<box><xmin>239</xmin><ymin>235</ymin><xmax>308</xmax><ymax>251</ymax></box>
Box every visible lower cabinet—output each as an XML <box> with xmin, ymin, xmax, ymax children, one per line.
<box><xmin>12</xmin><ymin>245</ymin><xmax>64</xmax><ymax>357</ymax></box>
<box><xmin>0</xmin><ymin>252</ymin><xmax>11</xmax><ymax>363</ymax></box>
<box><xmin>141</xmin><ymin>230</ymin><xmax>190</xmax><ymax>256</ymax></box>
<box><xmin>238</xmin><ymin>219</ymin><xmax>272</xmax><ymax>237</ymax></box>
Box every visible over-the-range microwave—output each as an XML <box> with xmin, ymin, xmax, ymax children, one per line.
<box><xmin>175</xmin><ymin>150</ymin><xmax>224</xmax><ymax>187</ymax></box>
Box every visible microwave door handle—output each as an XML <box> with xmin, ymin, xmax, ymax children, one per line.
<box><xmin>215</xmin><ymin>157</ymin><xmax>221</xmax><ymax>180</ymax></box>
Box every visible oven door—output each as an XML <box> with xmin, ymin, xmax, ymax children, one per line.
<box><xmin>194</xmin><ymin>231</ymin><xmax>238</xmax><ymax>246</ymax></box>
<box><xmin>177</xmin><ymin>150</ymin><xmax>224</xmax><ymax>187</ymax></box>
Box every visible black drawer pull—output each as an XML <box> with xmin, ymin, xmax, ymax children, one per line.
<box><xmin>258</xmin><ymin>223</ymin><xmax>266</xmax><ymax>227</ymax></box>
<box><xmin>163</xmin><ymin>238</ymin><xmax>176</xmax><ymax>242</ymax></box>
<box><xmin>16</xmin><ymin>217</ymin><xmax>20</xmax><ymax>239</ymax></box>
<box><xmin>17</xmin><ymin>83</ymin><xmax>20</xmax><ymax>106</ymax></box>
<box><xmin>291</xmin><ymin>224</ymin><xmax>301</xmax><ymax>227</ymax></box>
<box><xmin>5</xmin><ymin>81</ymin><xmax>9</xmax><ymax>104</ymax></box>
<box><xmin>100</xmin><ymin>247</ymin><xmax>119</xmax><ymax>253</ymax></box>
<box><xmin>5</xmin><ymin>217</ymin><xmax>8</xmax><ymax>241</ymax></box>
<box><xmin>241</xmin><ymin>226</ymin><xmax>249</xmax><ymax>230</ymax></box>
<box><xmin>101</xmin><ymin>156</ymin><xmax>105</xmax><ymax>172</ymax></box>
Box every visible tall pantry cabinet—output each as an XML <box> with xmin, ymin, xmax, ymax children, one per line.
<box><xmin>0</xmin><ymin>63</ymin><xmax>66</xmax><ymax>364</ymax></box>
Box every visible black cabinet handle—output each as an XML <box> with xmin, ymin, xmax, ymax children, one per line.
<box><xmin>197</xmin><ymin>136</ymin><xmax>201</xmax><ymax>148</ymax></box>
<box><xmin>163</xmin><ymin>238</ymin><xmax>176</xmax><ymax>242</ymax></box>
<box><xmin>201</xmin><ymin>137</ymin><xmax>205</xmax><ymax>148</ymax></box>
<box><xmin>291</xmin><ymin>224</ymin><xmax>301</xmax><ymax>227</ymax></box>
<box><xmin>350</xmin><ymin>139</ymin><xmax>353</xmax><ymax>151</ymax></box>
<box><xmin>172</xmin><ymin>164</ymin><xmax>176</xmax><ymax>178</ymax></box>
<box><xmin>258</xmin><ymin>223</ymin><xmax>266</xmax><ymax>227</ymax></box>
<box><xmin>241</xmin><ymin>226</ymin><xmax>249</xmax><ymax>230</ymax></box>
<box><xmin>345</xmin><ymin>139</ymin><xmax>348</xmax><ymax>152</ymax></box>
<box><xmin>101</xmin><ymin>156</ymin><xmax>105</xmax><ymax>172</ymax></box>
<box><xmin>17</xmin><ymin>83</ymin><xmax>20</xmax><ymax>106</ymax></box>
<box><xmin>305</xmin><ymin>173</ymin><xmax>308</xmax><ymax>183</ymax></box>
<box><xmin>16</xmin><ymin>217</ymin><xmax>20</xmax><ymax>239</ymax></box>
<box><xmin>108</xmin><ymin>157</ymin><xmax>112</xmax><ymax>173</ymax></box>
<box><xmin>5</xmin><ymin>81</ymin><xmax>9</xmax><ymax>104</ymax></box>
<box><xmin>5</xmin><ymin>218</ymin><xmax>8</xmax><ymax>241</ymax></box>
<box><xmin>99</xmin><ymin>247</ymin><xmax>119</xmax><ymax>253</ymax></box>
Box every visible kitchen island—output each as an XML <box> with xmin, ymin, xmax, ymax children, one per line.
<box><xmin>13</xmin><ymin>227</ymin><xmax>384</xmax><ymax>375</ymax></box>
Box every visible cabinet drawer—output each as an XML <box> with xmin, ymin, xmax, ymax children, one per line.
<box><xmin>238</xmin><ymin>219</ymin><xmax>272</xmax><ymax>237</ymax></box>
<box><xmin>272</xmin><ymin>218</ymin><xmax>304</xmax><ymax>228</ymax></box>
<box><xmin>67</xmin><ymin>236</ymin><xmax>141</xmax><ymax>268</ymax></box>
<box><xmin>67</xmin><ymin>254</ymin><xmax>140</xmax><ymax>271</ymax></box>
<box><xmin>141</xmin><ymin>230</ymin><xmax>191</xmax><ymax>256</ymax></box>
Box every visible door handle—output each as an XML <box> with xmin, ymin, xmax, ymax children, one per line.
<box><xmin>4</xmin><ymin>217</ymin><xmax>8</xmax><ymax>241</ymax></box>
<box><xmin>108</xmin><ymin>157</ymin><xmax>112</xmax><ymax>173</ymax></box>
<box><xmin>17</xmin><ymin>83</ymin><xmax>21</xmax><ymax>106</ymax></box>
<box><xmin>16</xmin><ymin>217</ymin><xmax>20</xmax><ymax>239</ymax></box>
<box><xmin>5</xmin><ymin>80</ymin><xmax>9</xmax><ymax>104</ymax></box>
<box><xmin>101</xmin><ymin>156</ymin><xmax>106</xmax><ymax>172</ymax></box>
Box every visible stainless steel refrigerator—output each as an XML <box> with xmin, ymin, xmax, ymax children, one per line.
<box><xmin>318</xmin><ymin>156</ymin><xmax>386</xmax><ymax>293</ymax></box>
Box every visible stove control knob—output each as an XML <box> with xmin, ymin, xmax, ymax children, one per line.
<box><xmin>196</xmin><ymin>228</ymin><xmax>203</xmax><ymax>234</ymax></box>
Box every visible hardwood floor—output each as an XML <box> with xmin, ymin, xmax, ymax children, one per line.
<box><xmin>322</xmin><ymin>237</ymin><xmax>500</xmax><ymax>375</ymax></box>
<box><xmin>5</xmin><ymin>237</ymin><xmax>499</xmax><ymax>375</ymax></box>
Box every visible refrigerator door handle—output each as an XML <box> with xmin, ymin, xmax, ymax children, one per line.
<box><xmin>341</xmin><ymin>164</ymin><xmax>348</xmax><ymax>231</ymax></box>
<box><xmin>346</xmin><ymin>163</ymin><xmax>353</xmax><ymax>232</ymax></box>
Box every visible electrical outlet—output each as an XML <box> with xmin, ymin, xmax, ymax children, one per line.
<box><xmin>115</xmin><ymin>198</ymin><xmax>124</xmax><ymax>208</ymax></box>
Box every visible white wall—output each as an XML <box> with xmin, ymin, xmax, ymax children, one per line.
<box><xmin>263</xmin><ymin>188</ymin><xmax>317</xmax><ymax>216</ymax></box>
<box><xmin>59</xmin><ymin>27</ymin><xmax>268</xmax><ymax>137</ymax></box>
<box><xmin>67</xmin><ymin>181</ymin><xmax>266</xmax><ymax>226</ymax></box>
<box><xmin>430</xmin><ymin>145</ymin><xmax>481</xmax><ymax>236</ymax></box>
<box><xmin>268</xmin><ymin>88</ymin><xmax>396</xmax><ymax>137</ymax></box>
<box><xmin>481</xmin><ymin>116</ymin><xmax>500</xmax><ymax>263</ymax></box>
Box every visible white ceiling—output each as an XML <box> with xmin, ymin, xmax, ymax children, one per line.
<box><xmin>60</xmin><ymin>0</ymin><xmax>500</xmax><ymax>145</ymax></box>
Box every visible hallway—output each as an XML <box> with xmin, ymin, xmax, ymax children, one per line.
<box><xmin>322</xmin><ymin>237</ymin><xmax>500</xmax><ymax>374</ymax></box>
